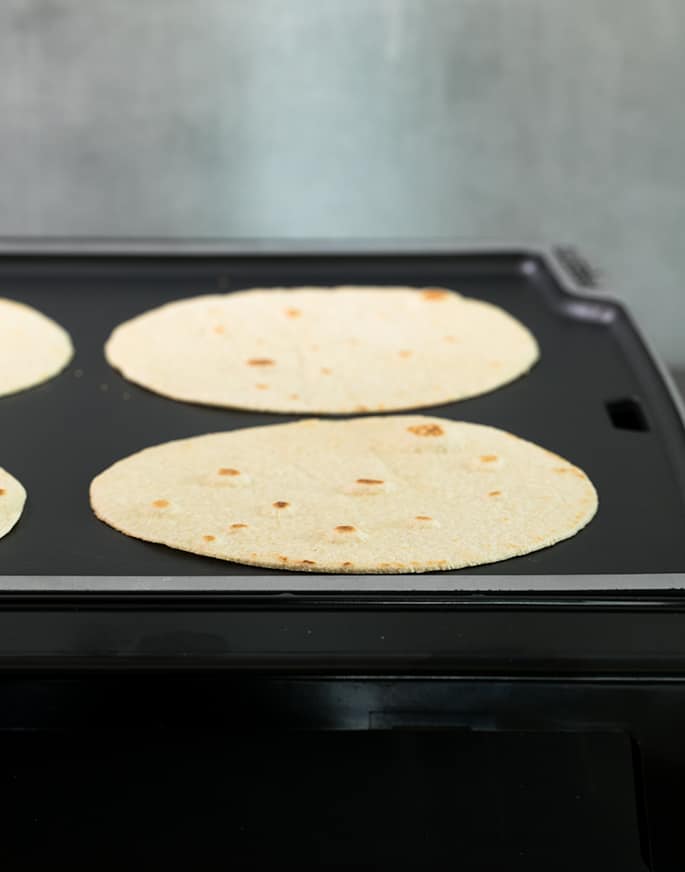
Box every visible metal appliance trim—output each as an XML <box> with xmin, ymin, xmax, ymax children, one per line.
<box><xmin>1</xmin><ymin>574</ymin><xmax>685</xmax><ymax>593</ymax></box>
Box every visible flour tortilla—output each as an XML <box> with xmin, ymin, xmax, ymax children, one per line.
<box><xmin>0</xmin><ymin>298</ymin><xmax>73</xmax><ymax>397</ymax></box>
<box><xmin>104</xmin><ymin>287</ymin><xmax>538</xmax><ymax>413</ymax></box>
<box><xmin>0</xmin><ymin>467</ymin><xmax>26</xmax><ymax>540</ymax></box>
<box><xmin>90</xmin><ymin>416</ymin><xmax>597</xmax><ymax>574</ymax></box>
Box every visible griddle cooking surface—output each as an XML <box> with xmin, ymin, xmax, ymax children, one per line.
<box><xmin>1</xmin><ymin>250</ymin><xmax>684</xmax><ymax>580</ymax></box>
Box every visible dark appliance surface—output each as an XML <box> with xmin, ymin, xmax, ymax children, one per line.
<box><xmin>1</xmin><ymin>242</ymin><xmax>685</xmax><ymax>871</ymax></box>
<box><xmin>1</xmin><ymin>723</ymin><xmax>648</xmax><ymax>871</ymax></box>
<box><xmin>0</xmin><ymin>242</ymin><xmax>684</xmax><ymax>671</ymax></box>
<box><xmin>0</xmin><ymin>242</ymin><xmax>683</xmax><ymax>584</ymax></box>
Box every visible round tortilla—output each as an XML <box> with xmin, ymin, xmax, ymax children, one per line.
<box><xmin>0</xmin><ymin>298</ymin><xmax>73</xmax><ymax>397</ymax></box>
<box><xmin>104</xmin><ymin>286</ymin><xmax>538</xmax><ymax>413</ymax></box>
<box><xmin>0</xmin><ymin>466</ymin><xmax>26</xmax><ymax>540</ymax></box>
<box><xmin>90</xmin><ymin>416</ymin><xmax>597</xmax><ymax>574</ymax></box>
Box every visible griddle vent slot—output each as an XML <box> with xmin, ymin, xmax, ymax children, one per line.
<box><xmin>606</xmin><ymin>397</ymin><xmax>650</xmax><ymax>432</ymax></box>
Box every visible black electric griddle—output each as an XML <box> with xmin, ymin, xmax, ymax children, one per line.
<box><xmin>1</xmin><ymin>240</ymin><xmax>685</xmax><ymax>592</ymax></box>
<box><xmin>3</xmin><ymin>242</ymin><xmax>685</xmax><ymax>869</ymax></box>
<box><xmin>1</xmin><ymin>239</ymin><xmax>685</xmax><ymax>681</ymax></box>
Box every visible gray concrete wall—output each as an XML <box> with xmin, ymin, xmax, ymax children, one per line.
<box><xmin>1</xmin><ymin>0</ymin><xmax>684</xmax><ymax>363</ymax></box>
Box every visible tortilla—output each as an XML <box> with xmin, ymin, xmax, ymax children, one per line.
<box><xmin>0</xmin><ymin>466</ymin><xmax>26</xmax><ymax>540</ymax></box>
<box><xmin>0</xmin><ymin>298</ymin><xmax>73</xmax><ymax>397</ymax></box>
<box><xmin>104</xmin><ymin>286</ymin><xmax>538</xmax><ymax>413</ymax></box>
<box><xmin>90</xmin><ymin>416</ymin><xmax>597</xmax><ymax>574</ymax></box>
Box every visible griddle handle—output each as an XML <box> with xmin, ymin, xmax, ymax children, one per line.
<box><xmin>553</xmin><ymin>246</ymin><xmax>602</xmax><ymax>290</ymax></box>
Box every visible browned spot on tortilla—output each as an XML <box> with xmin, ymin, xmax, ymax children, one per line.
<box><xmin>444</xmin><ymin>335</ymin><xmax>458</xmax><ymax>343</ymax></box>
<box><xmin>289</xmin><ymin>393</ymin><xmax>300</xmax><ymax>400</ymax></box>
<box><xmin>218</xmin><ymin>467</ymin><xmax>240</xmax><ymax>476</ymax></box>
<box><xmin>273</xmin><ymin>501</ymin><xmax>290</xmax><ymax>509</ymax></box>
<box><xmin>278</xmin><ymin>555</ymin><xmax>289</xmax><ymax>563</ymax></box>
<box><xmin>415</xmin><ymin>515</ymin><xmax>432</xmax><ymax>521</ymax></box>
<box><xmin>399</xmin><ymin>350</ymin><xmax>413</xmax><ymax>358</ymax></box>
<box><xmin>488</xmin><ymin>490</ymin><xmax>502</xmax><ymax>497</ymax></box>
<box><xmin>321</xmin><ymin>367</ymin><xmax>332</xmax><ymax>375</ymax></box>
<box><xmin>489</xmin><ymin>360</ymin><xmax>502</xmax><ymax>368</ymax></box>
<box><xmin>285</xmin><ymin>307</ymin><xmax>301</xmax><ymax>318</ymax></box>
<box><xmin>408</xmin><ymin>424</ymin><xmax>444</xmax><ymax>437</ymax></box>
<box><xmin>213</xmin><ymin>325</ymin><xmax>225</xmax><ymax>334</ymax></box>
<box><xmin>0</xmin><ymin>489</ymin><xmax>5</xmax><ymax>496</ymax></box>
<box><xmin>554</xmin><ymin>467</ymin><xmax>585</xmax><ymax>478</ymax></box>
<box><xmin>335</xmin><ymin>525</ymin><xmax>356</xmax><ymax>533</ymax></box>
<box><xmin>310</xmin><ymin>344</ymin><xmax>319</xmax><ymax>351</ymax></box>
<box><xmin>302</xmin><ymin>559</ymin><xmax>316</xmax><ymax>565</ymax></box>
<box><xmin>255</xmin><ymin>383</ymin><xmax>269</xmax><ymax>390</ymax></box>
<box><xmin>202</xmin><ymin>535</ymin><xmax>215</xmax><ymax>543</ymax></box>
<box><xmin>230</xmin><ymin>523</ymin><xmax>248</xmax><ymax>529</ymax></box>
<box><xmin>356</xmin><ymin>405</ymin><xmax>369</xmax><ymax>413</ymax></box>
<box><xmin>422</xmin><ymin>288</ymin><xmax>449</xmax><ymax>301</ymax></box>
<box><xmin>341</xmin><ymin>561</ymin><xmax>353</xmax><ymax>567</ymax></box>
<box><xmin>151</xmin><ymin>499</ymin><xmax>169</xmax><ymax>508</ymax></box>
<box><xmin>357</xmin><ymin>478</ymin><xmax>384</xmax><ymax>485</ymax></box>
<box><xmin>247</xmin><ymin>358</ymin><xmax>275</xmax><ymax>366</ymax></box>
<box><xmin>427</xmin><ymin>560</ymin><xmax>447</xmax><ymax>566</ymax></box>
<box><xmin>480</xmin><ymin>454</ymin><xmax>498</xmax><ymax>463</ymax></box>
